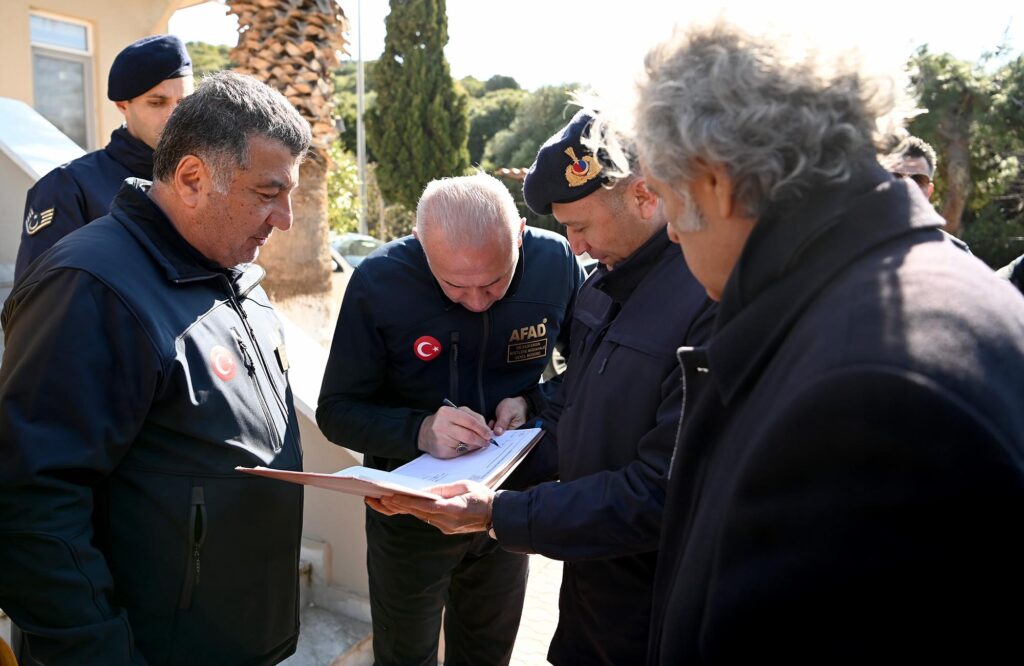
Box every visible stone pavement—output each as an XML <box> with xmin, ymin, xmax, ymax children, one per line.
<box><xmin>510</xmin><ymin>555</ymin><xmax>562</xmax><ymax>666</ymax></box>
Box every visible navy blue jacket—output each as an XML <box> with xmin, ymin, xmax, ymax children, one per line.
<box><xmin>0</xmin><ymin>181</ymin><xmax>303</xmax><ymax>665</ymax></box>
<box><xmin>15</xmin><ymin>127</ymin><xmax>153</xmax><ymax>279</ymax></box>
<box><xmin>317</xmin><ymin>229</ymin><xmax>584</xmax><ymax>471</ymax></box>
<box><xmin>649</xmin><ymin>164</ymin><xmax>1024</xmax><ymax>664</ymax></box>
<box><xmin>491</xmin><ymin>230</ymin><xmax>714</xmax><ymax>665</ymax></box>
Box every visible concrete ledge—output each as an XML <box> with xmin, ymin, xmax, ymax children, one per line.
<box><xmin>289</xmin><ymin>537</ymin><xmax>374</xmax><ymax>665</ymax></box>
<box><xmin>300</xmin><ymin>536</ymin><xmax>372</xmax><ymax>625</ymax></box>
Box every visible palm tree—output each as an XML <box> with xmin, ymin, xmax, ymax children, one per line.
<box><xmin>227</xmin><ymin>0</ymin><xmax>349</xmax><ymax>297</ymax></box>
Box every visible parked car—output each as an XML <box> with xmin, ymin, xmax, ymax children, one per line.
<box><xmin>331</xmin><ymin>233</ymin><xmax>383</xmax><ymax>271</ymax></box>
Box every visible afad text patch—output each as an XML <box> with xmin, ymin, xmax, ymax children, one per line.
<box><xmin>507</xmin><ymin>319</ymin><xmax>548</xmax><ymax>363</ymax></box>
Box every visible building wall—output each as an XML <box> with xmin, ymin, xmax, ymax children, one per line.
<box><xmin>0</xmin><ymin>0</ymin><xmax>198</xmax><ymax>151</ymax></box>
<box><xmin>0</xmin><ymin>158</ymin><xmax>35</xmax><ymax>265</ymax></box>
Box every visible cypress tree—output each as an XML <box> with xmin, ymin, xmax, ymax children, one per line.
<box><xmin>367</xmin><ymin>0</ymin><xmax>469</xmax><ymax>210</ymax></box>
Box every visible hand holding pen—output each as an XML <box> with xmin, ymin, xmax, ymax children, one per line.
<box><xmin>415</xmin><ymin>399</ymin><xmax>494</xmax><ymax>459</ymax></box>
<box><xmin>442</xmin><ymin>399</ymin><xmax>500</xmax><ymax>453</ymax></box>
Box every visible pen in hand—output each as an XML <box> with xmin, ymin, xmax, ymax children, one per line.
<box><xmin>442</xmin><ymin>398</ymin><xmax>500</xmax><ymax>447</ymax></box>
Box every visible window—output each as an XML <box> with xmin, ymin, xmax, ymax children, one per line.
<box><xmin>30</xmin><ymin>14</ymin><xmax>94</xmax><ymax>150</ymax></box>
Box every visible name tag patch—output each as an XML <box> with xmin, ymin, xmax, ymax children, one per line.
<box><xmin>275</xmin><ymin>344</ymin><xmax>290</xmax><ymax>373</ymax></box>
<box><xmin>507</xmin><ymin>338</ymin><xmax>548</xmax><ymax>363</ymax></box>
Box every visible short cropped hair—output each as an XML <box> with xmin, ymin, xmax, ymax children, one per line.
<box><xmin>888</xmin><ymin>136</ymin><xmax>938</xmax><ymax>177</ymax></box>
<box><xmin>416</xmin><ymin>173</ymin><xmax>521</xmax><ymax>250</ymax></box>
<box><xmin>618</xmin><ymin>23</ymin><xmax>893</xmax><ymax>217</ymax></box>
<box><xmin>153</xmin><ymin>71</ymin><xmax>311</xmax><ymax>191</ymax></box>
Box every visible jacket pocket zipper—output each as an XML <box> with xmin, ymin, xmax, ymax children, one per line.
<box><xmin>231</xmin><ymin>327</ymin><xmax>282</xmax><ymax>453</ymax></box>
<box><xmin>449</xmin><ymin>331</ymin><xmax>460</xmax><ymax>403</ymax></box>
<box><xmin>178</xmin><ymin>486</ymin><xmax>207</xmax><ymax>610</ymax></box>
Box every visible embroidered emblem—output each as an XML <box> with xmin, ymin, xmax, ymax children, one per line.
<box><xmin>210</xmin><ymin>345</ymin><xmax>238</xmax><ymax>381</ymax></box>
<box><xmin>24</xmin><ymin>207</ymin><xmax>55</xmax><ymax>236</ymax></box>
<box><xmin>507</xmin><ymin>318</ymin><xmax>549</xmax><ymax>363</ymax></box>
<box><xmin>414</xmin><ymin>335</ymin><xmax>442</xmax><ymax>362</ymax></box>
<box><xmin>564</xmin><ymin>147</ymin><xmax>602</xmax><ymax>187</ymax></box>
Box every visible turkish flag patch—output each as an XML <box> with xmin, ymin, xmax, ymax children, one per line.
<box><xmin>413</xmin><ymin>335</ymin><xmax>442</xmax><ymax>361</ymax></box>
<box><xmin>210</xmin><ymin>345</ymin><xmax>238</xmax><ymax>381</ymax></box>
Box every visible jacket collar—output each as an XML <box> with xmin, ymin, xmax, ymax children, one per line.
<box><xmin>105</xmin><ymin>127</ymin><xmax>154</xmax><ymax>178</ymax></box>
<box><xmin>109</xmin><ymin>179</ymin><xmax>265</xmax><ymax>295</ymax></box>
<box><xmin>706</xmin><ymin>160</ymin><xmax>947</xmax><ymax>404</ymax></box>
<box><xmin>592</xmin><ymin>225</ymin><xmax>672</xmax><ymax>304</ymax></box>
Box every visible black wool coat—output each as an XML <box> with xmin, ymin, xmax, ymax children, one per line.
<box><xmin>649</xmin><ymin>163</ymin><xmax>1024</xmax><ymax>664</ymax></box>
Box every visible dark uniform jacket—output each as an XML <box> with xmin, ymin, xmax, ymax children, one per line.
<box><xmin>997</xmin><ymin>252</ymin><xmax>1024</xmax><ymax>294</ymax></box>
<box><xmin>648</xmin><ymin>163</ymin><xmax>1024</xmax><ymax>664</ymax></box>
<box><xmin>0</xmin><ymin>181</ymin><xmax>304</xmax><ymax>665</ymax></box>
<box><xmin>317</xmin><ymin>228</ymin><xmax>585</xmax><ymax>471</ymax></box>
<box><xmin>15</xmin><ymin>127</ymin><xmax>153</xmax><ymax>279</ymax></box>
<box><xmin>491</xmin><ymin>230</ymin><xmax>714</xmax><ymax>665</ymax></box>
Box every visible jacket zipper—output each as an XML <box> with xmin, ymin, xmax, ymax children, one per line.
<box><xmin>668</xmin><ymin>346</ymin><xmax>699</xmax><ymax>480</ymax></box>
<box><xmin>449</xmin><ymin>331</ymin><xmax>460</xmax><ymax>403</ymax></box>
<box><xmin>226</xmin><ymin>290</ymin><xmax>288</xmax><ymax>416</ymax></box>
<box><xmin>178</xmin><ymin>486</ymin><xmax>207</xmax><ymax>609</ymax></box>
<box><xmin>477</xmin><ymin>312</ymin><xmax>490</xmax><ymax>414</ymax></box>
<box><xmin>227</xmin><ymin>291</ymin><xmax>295</xmax><ymax>452</ymax></box>
<box><xmin>231</xmin><ymin>326</ymin><xmax>283</xmax><ymax>453</ymax></box>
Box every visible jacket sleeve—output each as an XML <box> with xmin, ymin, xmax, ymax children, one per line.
<box><xmin>316</xmin><ymin>268</ymin><xmax>427</xmax><ymax>460</ymax></box>
<box><xmin>491</xmin><ymin>361</ymin><xmax>680</xmax><ymax>560</ymax></box>
<box><xmin>699</xmin><ymin>368</ymin><xmax>1024</xmax><ymax>661</ymax></box>
<box><xmin>14</xmin><ymin>170</ymin><xmax>88</xmax><ymax>280</ymax></box>
<box><xmin>0</xmin><ymin>269</ymin><xmax>160</xmax><ymax>665</ymax></box>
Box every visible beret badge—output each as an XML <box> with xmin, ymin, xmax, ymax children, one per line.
<box><xmin>564</xmin><ymin>147</ymin><xmax>602</xmax><ymax>188</ymax></box>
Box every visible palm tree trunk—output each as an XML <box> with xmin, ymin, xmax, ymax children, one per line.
<box><xmin>226</xmin><ymin>0</ymin><xmax>349</xmax><ymax>297</ymax></box>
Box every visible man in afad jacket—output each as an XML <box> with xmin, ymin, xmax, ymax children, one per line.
<box><xmin>0</xmin><ymin>71</ymin><xmax>310</xmax><ymax>665</ymax></box>
<box><xmin>376</xmin><ymin>111</ymin><xmax>715</xmax><ymax>664</ymax></box>
<box><xmin>317</xmin><ymin>172</ymin><xmax>585</xmax><ymax>665</ymax></box>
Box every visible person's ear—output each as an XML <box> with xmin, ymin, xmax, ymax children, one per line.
<box><xmin>517</xmin><ymin>217</ymin><xmax>526</xmax><ymax>247</ymax></box>
<box><xmin>631</xmin><ymin>178</ymin><xmax>660</xmax><ymax>220</ymax></box>
<box><xmin>693</xmin><ymin>160</ymin><xmax>738</xmax><ymax>220</ymax></box>
<box><xmin>115</xmin><ymin>100</ymin><xmax>129</xmax><ymax>120</ymax></box>
<box><xmin>173</xmin><ymin>155</ymin><xmax>208</xmax><ymax>208</ymax></box>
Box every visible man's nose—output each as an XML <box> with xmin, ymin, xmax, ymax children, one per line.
<box><xmin>269</xmin><ymin>194</ymin><xmax>293</xmax><ymax>231</ymax></box>
<box><xmin>463</xmin><ymin>290</ymin><xmax>492</xmax><ymax>312</ymax></box>
<box><xmin>567</xmin><ymin>230</ymin><xmax>589</xmax><ymax>256</ymax></box>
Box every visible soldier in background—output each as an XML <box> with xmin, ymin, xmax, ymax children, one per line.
<box><xmin>15</xmin><ymin>34</ymin><xmax>193</xmax><ymax>278</ymax></box>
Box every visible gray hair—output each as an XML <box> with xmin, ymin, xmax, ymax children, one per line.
<box><xmin>153</xmin><ymin>71</ymin><xmax>311</xmax><ymax>191</ymax></box>
<box><xmin>415</xmin><ymin>173</ymin><xmax>520</xmax><ymax>249</ymax></box>
<box><xmin>602</xmin><ymin>22</ymin><xmax>893</xmax><ymax>218</ymax></box>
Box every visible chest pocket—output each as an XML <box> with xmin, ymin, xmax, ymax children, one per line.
<box><xmin>155</xmin><ymin>304</ymin><xmax>290</xmax><ymax>464</ymax></box>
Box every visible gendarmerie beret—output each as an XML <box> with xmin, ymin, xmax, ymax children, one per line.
<box><xmin>107</xmin><ymin>35</ymin><xmax>192</xmax><ymax>102</ymax></box>
<box><xmin>523</xmin><ymin>110</ymin><xmax>609</xmax><ymax>215</ymax></box>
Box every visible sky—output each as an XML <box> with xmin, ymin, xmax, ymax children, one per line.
<box><xmin>169</xmin><ymin>0</ymin><xmax>1022</xmax><ymax>95</ymax></box>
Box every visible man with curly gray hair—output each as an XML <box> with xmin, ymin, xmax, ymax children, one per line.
<box><xmin>600</xmin><ymin>22</ymin><xmax>1024</xmax><ymax>663</ymax></box>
